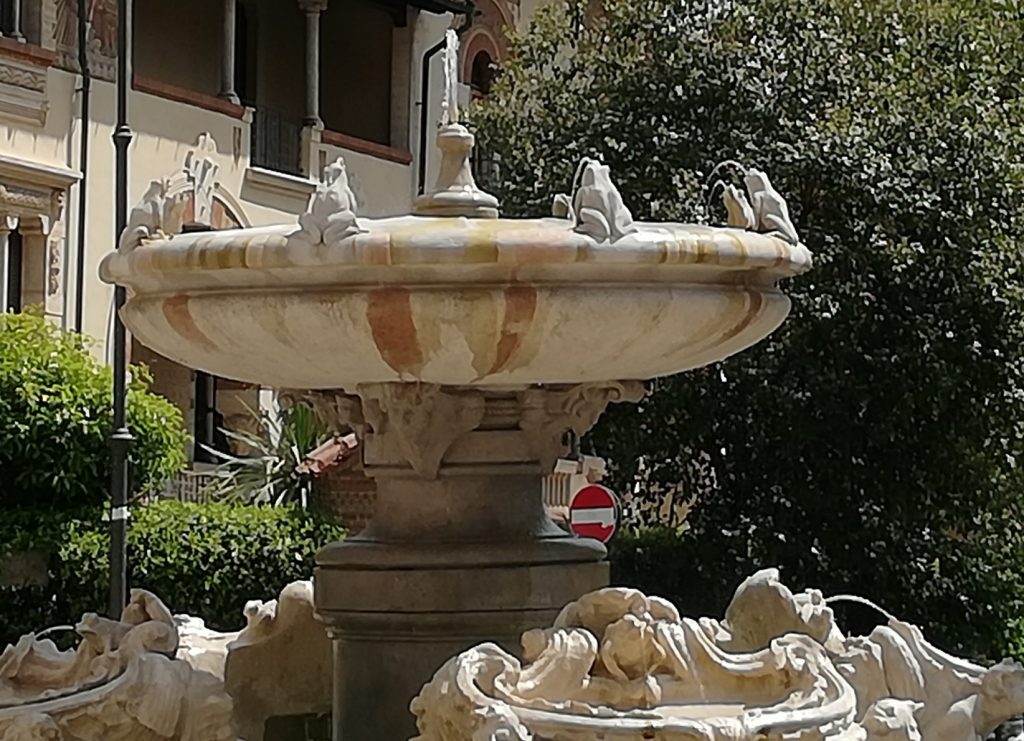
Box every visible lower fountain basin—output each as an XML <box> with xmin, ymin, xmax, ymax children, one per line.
<box><xmin>100</xmin><ymin>216</ymin><xmax>810</xmax><ymax>388</ymax></box>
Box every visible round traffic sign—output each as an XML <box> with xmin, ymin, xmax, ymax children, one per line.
<box><xmin>569</xmin><ymin>484</ymin><xmax>618</xmax><ymax>543</ymax></box>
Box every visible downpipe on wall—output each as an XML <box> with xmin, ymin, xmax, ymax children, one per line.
<box><xmin>417</xmin><ymin>4</ymin><xmax>475</xmax><ymax>196</ymax></box>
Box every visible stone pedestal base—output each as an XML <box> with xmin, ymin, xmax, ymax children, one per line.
<box><xmin>321</xmin><ymin>559</ymin><xmax>607</xmax><ymax>740</ymax></box>
<box><xmin>300</xmin><ymin>382</ymin><xmax>643</xmax><ymax>741</ymax></box>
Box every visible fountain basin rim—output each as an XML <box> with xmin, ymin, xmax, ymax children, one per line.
<box><xmin>99</xmin><ymin>217</ymin><xmax>811</xmax><ymax>293</ymax></box>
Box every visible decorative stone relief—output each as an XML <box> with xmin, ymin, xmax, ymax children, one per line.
<box><xmin>0</xmin><ymin>62</ymin><xmax>46</xmax><ymax>93</ymax></box>
<box><xmin>0</xmin><ymin>57</ymin><xmax>49</xmax><ymax>126</ymax></box>
<box><xmin>412</xmin><ymin>569</ymin><xmax>1024</xmax><ymax>741</ymax></box>
<box><xmin>568</xmin><ymin>157</ymin><xmax>638</xmax><ymax>243</ymax></box>
<box><xmin>0</xmin><ymin>589</ymin><xmax>235</xmax><ymax>740</ymax></box>
<box><xmin>360</xmin><ymin>383</ymin><xmax>486</xmax><ymax>478</ymax></box>
<box><xmin>119</xmin><ymin>180</ymin><xmax>189</xmax><ymax>252</ymax></box>
<box><xmin>183</xmin><ymin>133</ymin><xmax>219</xmax><ymax>226</ymax></box>
<box><xmin>47</xmin><ymin>239</ymin><xmax>61</xmax><ymax>296</ymax></box>
<box><xmin>520</xmin><ymin>382</ymin><xmax>645</xmax><ymax>472</ymax></box>
<box><xmin>0</xmin><ymin>183</ymin><xmax>52</xmax><ymax>215</ymax></box>
<box><xmin>296</xmin><ymin>157</ymin><xmax>364</xmax><ymax>248</ymax></box>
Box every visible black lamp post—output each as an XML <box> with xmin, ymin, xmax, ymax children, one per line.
<box><xmin>108</xmin><ymin>0</ymin><xmax>134</xmax><ymax>618</ymax></box>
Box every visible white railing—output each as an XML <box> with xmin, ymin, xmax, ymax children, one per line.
<box><xmin>158</xmin><ymin>467</ymin><xmax>219</xmax><ymax>504</ymax></box>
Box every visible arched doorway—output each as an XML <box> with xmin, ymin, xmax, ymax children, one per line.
<box><xmin>470</xmin><ymin>50</ymin><xmax>495</xmax><ymax>99</ymax></box>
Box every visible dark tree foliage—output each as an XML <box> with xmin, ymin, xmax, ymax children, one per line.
<box><xmin>473</xmin><ymin>0</ymin><xmax>1024</xmax><ymax>659</ymax></box>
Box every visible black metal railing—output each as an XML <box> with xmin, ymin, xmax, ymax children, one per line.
<box><xmin>250</xmin><ymin>107</ymin><xmax>303</xmax><ymax>176</ymax></box>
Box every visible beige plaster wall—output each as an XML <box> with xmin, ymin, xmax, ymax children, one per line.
<box><xmin>315</xmin><ymin>139</ymin><xmax>413</xmax><ymax>218</ymax></box>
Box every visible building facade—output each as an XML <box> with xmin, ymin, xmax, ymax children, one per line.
<box><xmin>0</xmin><ymin>0</ymin><xmax>526</xmax><ymax>468</ymax></box>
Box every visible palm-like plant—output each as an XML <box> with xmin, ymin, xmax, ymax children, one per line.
<box><xmin>203</xmin><ymin>402</ymin><xmax>328</xmax><ymax>506</ymax></box>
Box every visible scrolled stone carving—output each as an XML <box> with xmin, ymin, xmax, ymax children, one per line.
<box><xmin>119</xmin><ymin>179</ymin><xmax>189</xmax><ymax>252</ymax></box>
<box><xmin>412</xmin><ymin>569</ymin><xmax>1024</xmax><ymax>741</ymax></box>
<box><xmin>297</xmin><ymin>157</ymin><xmax>364</xmax><ymax>248</ymax></box>
<box><xmin>570</xmin><ymin>157</ymin><xmax>638</xmax><ymax>243</ymax></box>
<box><xmin>359</xmin><ymin>383</ymin><xmax>485</xmax><ymax>479</ymax></box>
<box><xmin>520</xmin><ymin>382</ymin><xmax>645</xmax><ymax>472</ymax></box>
<box><xmin>0</xmin><ymin>590</ymin><xmax>234</xmax><ymax>741</ymax></box>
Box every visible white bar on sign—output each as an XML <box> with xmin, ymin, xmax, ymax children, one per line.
<box><xmin>570</xmin><ymin>508</ymin><xmax>615</xmax><ymax>527</ymax></box>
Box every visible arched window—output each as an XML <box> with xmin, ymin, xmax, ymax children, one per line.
<box><xmin>470</xmin><ymin>50</ymin><xmax>495</xmax><ymax>98</ymax></box>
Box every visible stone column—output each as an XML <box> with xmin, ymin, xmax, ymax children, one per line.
<box><xmin>304</xmin><ymin>381</ymin><xmax>644</xmax><ymax>741</ymax></box>
<box><xmin>0</xmin><ymin>215</ymin><xmax>17</xmax><ymax>311</ymax></box>
<box><xmin>3</xmin><ymin>0</ymin><xmax>25</xmax><ymax>43</ymax></box>
<box><xmin>298</xmin><ymin>0</ymin><xmax>326</xmax><ymax>128</ymax></box>
<box><xmin>16</xmin><ymin>214</ymin><xmax>52</xmax><ymax>316</ymax></box>
<box><xmin>218</xmin><ymin>0</ymin><xmax>240</xmax><ymax>103</ymax></box>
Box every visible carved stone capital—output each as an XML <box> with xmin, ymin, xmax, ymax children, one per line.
<box><xmin>359</xmin><ymin>384</ymin><xmax>485</xmax><ymax>479</ymax></box>
<box><xmin>280</xmin><ymin>382</ymin><xmax>644</xmax><ymax>479</ymax></box>
<box><xmin>520</xmin><ymin>381</ymin><xmax>645</xmax><ymax>472</ymax></box>
<box><xmin>297</xmin><ymin>0</ymin><xmax>328</xmax><ymax>13</ymax></box>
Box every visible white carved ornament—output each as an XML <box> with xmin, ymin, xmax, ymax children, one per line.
<box><xmin>119</xmin><ymin>179</ymin><xmax>189</xmax><ymax>252</ymax></box>
<box><xmin>411</xmin><ymin>569</ymin><xmax>1024</xmax><ymax>741</ymax></box>
<box><xmin>558</xmin><ymin>157</ymin><xmax>639</xmax><ymax>244</ymax></box>
<box><xmin>713</xmin><ymin>161</ymin><xmax>801</xmax><ymax>245</ymax></box>
<box><xmin>0</xmin><ymin>589</ymin><xmax>235</xmax><ymax>741</ymax></box>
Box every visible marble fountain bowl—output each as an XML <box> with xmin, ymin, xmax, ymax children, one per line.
<box><xmin>98</xmin><ymin>215</ymin><xmax>810</xmax><ymax>390</ymax></box>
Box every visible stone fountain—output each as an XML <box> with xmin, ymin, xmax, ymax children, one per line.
<box><xmin>99</xmin><ymin>35</ymin><xmax>812</xmax><ymax>741</ymax></box>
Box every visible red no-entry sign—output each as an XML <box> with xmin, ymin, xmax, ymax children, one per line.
<box><xmin>569</xmin><ymin>484</ymin><xmax>618</xmax><ymax>543</ymax></box>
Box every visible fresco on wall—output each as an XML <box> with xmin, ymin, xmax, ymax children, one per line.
<box><xmin>54</xmin><ymin>0</ymin><xmax>117</xmax><ymax>77</ymax></box>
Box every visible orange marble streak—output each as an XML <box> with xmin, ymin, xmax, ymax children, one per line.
<box><xmin>162</xmin><ymin>294</ymin><xmax>218</xmax><ymax>352</ymax></box>
<box><xmin>367</xmin><ymin>287</ymin><xmax>424</xmax><ymax>375</ymax></box>
<box><xmin>719</xmin><ymin>291</ymin><xmax>764</xmax><ymax>344</ymax></box>
<box><xmin>489</xmin><ymin>286</ymin><xmax>538</xmax><ymax>375</ymax></box>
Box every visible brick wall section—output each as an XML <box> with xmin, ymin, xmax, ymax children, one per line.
<box><xmin>311</xmin><ymin>461</ymin><xmax>377</xmax><ymax>533</ymax></box>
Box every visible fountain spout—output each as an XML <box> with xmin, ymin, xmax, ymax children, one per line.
<box><xmin>414</xmin><ymin>28</ymin><xmax>499</xmax><ymax>218</ymax></box>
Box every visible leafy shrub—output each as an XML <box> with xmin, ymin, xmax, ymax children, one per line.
<box><xmin>474</xmin><ymin>0</ymin><xmax>1024</xmax><ymax>660</ymax></box>
<box><xmin>205</xmin><ymin>402</ymin><xmax>329</xmax><ymax>506</ymax></box>
<box><xmin>0</xmin><ymin>312</ymin><xmax>187</xmax><ymax>508</ymax></box>
<box><xmin>0</xmin><ymin>501</ymin><xmax>345</xmax><ymax>645</ymax></box>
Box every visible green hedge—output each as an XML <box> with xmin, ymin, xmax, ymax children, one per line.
<box><xmin>0</xmin><ymin>312</ymin><xmax>188</xmax><ymax>509</ymax></box>
<box><xmin>0</xmin><ymin>501</ymin><xmax>345</xmax><ymax>645</ymax></box>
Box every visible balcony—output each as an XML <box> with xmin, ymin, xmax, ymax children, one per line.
<box><xmin>251</xmin><ymin>107</ymin><xmax>303</xmax><ymax>177</ymax></box>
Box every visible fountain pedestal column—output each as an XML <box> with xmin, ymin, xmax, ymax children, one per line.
<box><xmin>308</xmin><ymin>382</ymin><xmax>642</xmax><ymax>741</ymax></box>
